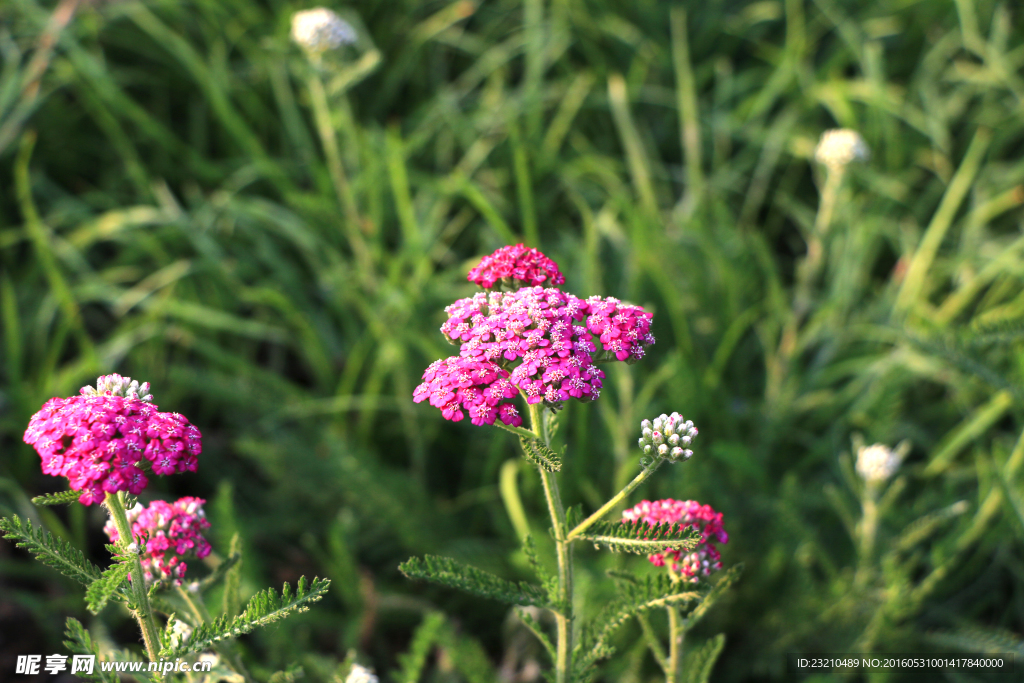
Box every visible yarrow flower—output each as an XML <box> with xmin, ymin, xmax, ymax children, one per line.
<box><xmin>466</xmin><ymin>243</ymin><xmax>566</xmax><ymax>290</ymax></box>
<box><xmin>856</xmin><ymin>442</ymin><xmax>902</xmax><ymax>483</ymax></box>
<box><xmin>416</xmin><ymin>246</ymin><xmax>655</xmax><ymax>425</ymax></box>
<box><xmin>345</xmin><ymin>664</ymin><xmax>379</xmax><ymax>683</ymax></box>
<box><xmin>23</xmin><ymin>375</ymin><xmax>201</xmax><ymax>505</ymax></box>
<box><xmin>814</xmin><ymin>128</ymin><xmax>869</xmax><ymax>170</ymax></box>
<box><xmin>638</xmin><ymin>412</ymin><xmax>697</xmax><ymax>462</ymax></box>
<box><xmin>291</xmin><ymin>8</ymin><xmax>357</xmax><ymax>53</ymax></box>
<box><xmin>623</xmin><ymin>499</ymin><xmax>727</xmax><ymax>583</ymax></box>
<box><xmin>104</xmin><ymin>497</ymin><xmax>212</xmax><ymax>585</ymax></box>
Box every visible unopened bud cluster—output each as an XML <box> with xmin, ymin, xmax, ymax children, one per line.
<box><xmin>814</xmin><ymin>129</ymin><xmax>869</xmax><ymax>170</ymax></box>
<box><xmin>291</xmin><ymin>8</ymin><xmax>357</xmax><ymax>53</ymax></box>
<box><xmin>856</xmin><ymin>443</ymin><xmax>901</xmax><ymax>483</ymax></box>
<box><xmin>80</xmin><ymin>373</ymin><xmax>153</xmax><ymax>402</ymax></box>
<box><xmin>639</xmin><ymin>412</ymin><xmax>697</xmax><ymax>462</ymax></box>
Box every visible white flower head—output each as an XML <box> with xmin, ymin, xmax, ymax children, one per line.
<box><xmin>856</xmin><ymin>443</ymin><xmax>902</xmax><ymax>483</ymax></box>
<box><xmin>345</xmin><ymin>664</ymin><xmax>379</xmax><ymax>683</ymax></box>
<box><xmin>815</xmin><ymin>128</ymin><xmax>869</xmax><ymax>169</ymax></box>
<box><xmin>291</xmin><ymin>8</ymin><xmax>356</xmax><ymax>53</ymax></box>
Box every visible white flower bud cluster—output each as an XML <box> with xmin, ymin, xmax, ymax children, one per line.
<box><xmin>345</xmin><ymin>664</ymin><xmax>379</xmax><ymax>683</ymax></box>
<box><xmin>80</xmin><ymin>374</ymin><xmax>153</xmax><ymax>402</ymax></box>
<box><xmin>639</xmin><ymin>412</ymin><xmax>697</xmax><ymax>463</ymax></box>
<box><xmin>856</xmin><ymin>443</ymin><xmax>901</xmax><ymax>483</ymax></box>
<box><xmin>814</xmin><ymin>129</ymin><xmax>869</xmax><ymax>169</ymax></box>
<box><xmin>291</xmin><ymin>8</ymin><xmax>357</xmax><ymax>53</ymax></box>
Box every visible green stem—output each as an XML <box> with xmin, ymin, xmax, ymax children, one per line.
<box><xmin>667</xmin><ymin>605</ymin><xmax>683</xmax><ymax>683</ymax></box>
<box><xmin>767</xmin><ymin>165</ymin><xmax>844</xmax><ymax>403</ymax></box>
<box><xmin>306</xmin><ymin>65</ymin><xmax>373</xmax><ymax>274</ymax></box>
<box><xmin>527</xmin><ymin>402</ymin><xmax>573</xmax><ymax>683</ymax></box>
<box><xmin>855</xmin><ymin>482</ymin><xmax>879</xmax><ymax>589</ymax></box>
<box><xmin>566</xmin><ymin>459</ymin><xmax>663</xmax><ymax>541</ymax></box>
<box><xmin>638</xmin><ymin>612</ymin><xmax>669</xmax><ymax>674</ymax></box>
<box><xmin>105</xmin><ymin>492</ymin><xmax>160</xmax><ymax>661</ymax></box>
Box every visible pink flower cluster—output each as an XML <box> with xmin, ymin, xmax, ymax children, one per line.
<box><xmin>622</xmin><ymin>499</ymin><xmax>728</xmax><ymax>583</ymax></box>
<box><xmin>416</xmin><ymin>246</ymin><xmax>655</xmax><ymax>426</ymax></box>
<box><xmin>104</xmin><ymin>497</ymin><xmax>212</xmax><ymax>584</ymax></box>
<box><xmin>466</xmin><ymin>243</ymin><xmax>566</xmax><ymax>290</ymax></box>
<box><xmin>413</xmin><ymin>357</ymin><xmax>522</xmax><ymax>427</ymax></box>
<box><xmin>24</xmin><ymin>395</ymin><xmax>201</xmax><ymax>505</ymax></box>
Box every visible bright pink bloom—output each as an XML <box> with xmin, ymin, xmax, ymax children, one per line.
<box><xmin>467</xmin><ymin>243</ymin><xmax>566</xmax><ymax>290</ymax></box>
<box><xmin>417</xmin><ymin>246</ymin><xmax>655</xmax><ymax>426</ymax></box>
<box><xmin>103</xmin><ymin>497</ymin><xmax>212</xmax><ymax>585</ymax></box>
<box><xmin>23</xmin><ymin>384</ymin><xmax>202</xmax><ymax>505</ymax></box>
<box><xmin>622</xmin><ymin>499</ymin><xmax>728</xmax><ymax>583</ymax></box>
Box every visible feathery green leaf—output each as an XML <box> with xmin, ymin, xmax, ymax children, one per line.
<box><xmin>32</xmin><ymin>490</ymin><xmax>84</xmax><ymax>506</ymax></box>
<box><xmin>159</xmin><ymin>576</ymin><xmax>331</xmax><ymax>658</ymax></box>
<box><xmin>400</xmin><ymin>555</ymin><xmax>549</xmax><ymax>607</ymax></box>
<box><xmin>519</xmin><ymin>436</ymin><xmax>562</xmax><ymax>472</ymax></box>
<box><xmin>63</xmin><ymin>618</ymin><xmax>119</xmax><ymax>683</ymax></box>
<box><xmin>397</xmin><ymin>612</ymin><xmax>445</xmax><ymax>683</ymax></box>
<box><xmin>86</xmin><ymin>556</ymin><xmax>132</xmax><ymax>614</ymax></box>
<box><xmin>576</xmin><ymin>520</ymin><xmax>701</xmax><ymax>554</ymax></box>
<box><xmin>0</xmin><ymin>514</ymin><xmax>106</xmax><ymax>588</ymax></box>
<box><xmin>682</xmin><ymin>633</ymin><xmax>726</xmax><ymax>683</ymax></box>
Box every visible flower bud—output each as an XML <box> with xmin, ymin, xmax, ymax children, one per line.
<box><xmin>637</xmin><ymin>412</ymin><xmax>698</xmax><ymax>463</ymax></box>
<box><xmin>815</xmin><ymin>129</ymin><xmax>869</xmax><ymax>170</ymax></box>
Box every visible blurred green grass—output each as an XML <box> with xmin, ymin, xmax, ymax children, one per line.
<box><xmin>2</xmin><ymin>0</ymin><xmax>1024</xmax><ymax>680</ymax></box>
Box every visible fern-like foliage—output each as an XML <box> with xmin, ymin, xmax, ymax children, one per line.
<box><xmin>890</xmin><ymin>501</ymin><xmax>969</xmax><ymax>555</ymax></box>
<box><xmin>684</xmin><ymin>565</ymin><xmax>742</xmax><ymax>628</ymax></box>
<box><xmin>63</xmin><ymin>618</ymin><xmax>119</xmax><ymax>683</ymax></box>
<box><xmin>576</xmin><ymin>520</ymin><xmax>701</xmax><ymax>554</ymax></box>
<box><xmin>159</xmin><ymin>576</ymin><xmax>331</xmax><ymax>658</ymax></box>
<box><xmin>32</xmin><ymin>490</ymin><xmax>84</xmax><ymax>506</ymax></box>
<box><xmin>682</xmin><ymin>634</ymin><xmax>726</xmax><ymax>683</ymax></box>
<box><xmin>926</xmin><ymin>624</ymin><xmax>1024</xmax><ymax>657</ymax></box>
<box><xmin>0</xmin><ymin>514</ymin><xmax>109</xmax><ymax>589</ymax></box>
<box><xmin>517</xmin><ymin>606</ymin><xmax>556</xmax><ymax>661</ymax></box>
<box><xmin>573</xmin><ymin>575</ymin><xmax>703</xmax><ymax>677</ymax></box>
<box><xmin>399</xmin><ymin>555</ymin><xmax>550</xmax><ymax>607</ymax></box>
<box><xmin>86</xmin><ymin>555</ymin><xmax>132</xmax><ymax>614</ymax></box>
<box><xmin>519</xmin><ymin>436</ymin><xmax>562</xmax><ymax>472</ymax></box>
<box><xmin>397</xmin><ymin>612</ymin><xmax>445</xmax><ymax>683</ymax></box>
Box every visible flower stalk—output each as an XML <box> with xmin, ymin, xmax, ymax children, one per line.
<box><xmin>105</xmin><ymin>491</ymin><xmax>161</xmax><ymax>661</ymax></box>
<box><xmin>527</xmin><ymin>401</ymin><xmax>573</xmax><ymax>683</ymax></box>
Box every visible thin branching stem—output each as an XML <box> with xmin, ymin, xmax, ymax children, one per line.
<box><xmin>567</xmin><ymin>459</ymin><xmax>663</xmax><ymax>541</ymax></box>
<box><xmin>105</xmin><ymin>492</ymin><xmax>160</xmax><ymax>661</ymax></box>
<box><xmin>668</xmin><ymin>605</ymin><xmax>684</xmax><ymax>683</ymax></box>
<box><xmin>528</xmin><ymin>402</ymin><xmax>572</xmax><ymax>683</ymax></box>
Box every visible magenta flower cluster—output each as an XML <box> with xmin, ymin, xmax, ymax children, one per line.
<box><xmin>415</xmin><ymin>246</ymin><xmax>655</xmax><ymax>427</ymax></box>
<box><xmin>23</xmin><ymin>390</ymin><xmax>201</xmax><ymax>505</ymax></box>
<box><xmin>466</xmin><ymin>243</ymin><xmax>566</xmax><ymax>289</ymax></box>
<box><xmin>622</xmin><ymin>499</ymin><xmax>728</xmax><ymax>583</ymax></box>
<box><xmin>104</xmin><ymin>497</ymin><xmax>212</xmax><ymax>584</ymax></box>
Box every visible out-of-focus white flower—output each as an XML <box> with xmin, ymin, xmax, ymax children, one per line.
<box><xmin>345</xmin><ymin>664</ymin><xmax>378</xmax><ymax>683</ymax></box>
<box><xmin>815</xmin><ymin>129</ymin><xmax>869</xmax><ymax>169</ymax></box>
<box><xmin>856</xmin><ymin>443</ymin><xmax>902</xmax><ymax>483</ymax></box>
<box><xmin>291</xmin><ymin>8</ymin><xmax>356</xmax><ymax>53</ymax></box>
